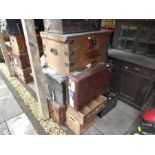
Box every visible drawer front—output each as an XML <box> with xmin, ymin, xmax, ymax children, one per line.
<box><xmin>108</xmin><ymin>57</ymin><xmax>155</xmax><ymax>79</ymax></box>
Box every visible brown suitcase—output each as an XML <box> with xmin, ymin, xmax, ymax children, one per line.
<box><xmin>44</xmin><ymin>19</ymin><xmax>101</xmax><ymax>34</ymax></box>
<box><xmin>66</xmin><ymin>63</ymin><xmax>113</xmax><ymax>111</ymax></box>
<box><xmin>40</xmin><ymin>30</ymin><xmax>111</xmax><ymax>74</ymax></box>
<box><xmin>13</xmin><ymin>53</ymin><xmax>30</xmax><ymax>69</ymax></box>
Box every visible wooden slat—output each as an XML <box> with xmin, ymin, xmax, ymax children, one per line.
<box><xmin>0</xmin><ymin>32</ymin><xmax>14</xmax><ymax>76</ymax></box>
<box><xmin>21</xmin><ymin>19</ymin><xmax>49</xmax><ymax>119</ymax></box>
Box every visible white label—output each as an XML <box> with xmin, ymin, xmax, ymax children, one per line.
<box><xmin>14</xmin><ymin>58</ymin><xmax>17</xmax><ymax>65</ymax></box>
<box><xmin>69</xmin><ymin>79</ymin><xmax>75</xmax><ymax>92</ymax></box>
<box><xmin>69</xmin><ymin>96</ymin><xmax>74</xmax><ymax>108</ymax></box>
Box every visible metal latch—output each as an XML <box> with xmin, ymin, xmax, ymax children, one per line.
<box><xmin>64</xmin><ymin>51</ymin><xmax>74</xmax><ymax>56</ymax></box>
<box><xmin>65</xmin><ymin>62</ymin><xmax>75</xmax><ymax>67</ymax></box>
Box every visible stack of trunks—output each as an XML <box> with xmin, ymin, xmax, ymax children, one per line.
<box><xmin>41</xmin><ymin>20</ymin><xmax>113</xmax><ymax>134</ymax></box>
<box><xmin>5</xmin><ymin>19</ymin><xmax>44</xmax><ymax>83</ymax></box>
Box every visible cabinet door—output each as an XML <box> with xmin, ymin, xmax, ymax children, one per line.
<box><xmin>110</xmin><ymin>67</ymin><xmax>122</xmax><ymax>94</ymax></box>
<box><xmin>120</xmin><ymin>70</ymin><xmax>151</xmax><ymax>108</ymax></box>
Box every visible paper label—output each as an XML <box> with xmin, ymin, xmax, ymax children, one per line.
<box><xmin>69</xmin><ymin>96</ymin><xmax>74</xmax><ymax>108</ymax></box>
<box><xmin>69</xmin><ymin>79</ymin><xmax>75</xmax><ymax>92</ymax></box>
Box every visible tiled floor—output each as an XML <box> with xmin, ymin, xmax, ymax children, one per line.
<box><xmin>0</xmin><ymin>76</ymin><xmax>38</xmax><ymax>135</ymax></box>
<box><xmin>84</xmin><ymin>100</ymin><xmax>140</xmax><ymax>135</ymax></box>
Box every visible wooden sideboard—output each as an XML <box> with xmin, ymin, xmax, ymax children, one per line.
<box><xmin>108</xmin><ymin>49</ymin><xmax>155</xmax><ymax>109</ymax></box>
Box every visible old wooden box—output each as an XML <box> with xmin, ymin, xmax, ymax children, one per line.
<box><xmin>40</xmin><ymin>30</ymin><xmax>111</xmax><ymax>74</ymax></box>
<box><xmin>66</xmin><ymin>95</ymin><xmax>105</xmax><ymax>134</ymax></box>
<box><xmin>13</xmin><ymin>53</ymin><xmax>30</xmax><ymax>69</ymax></box>
<box><xmin>44</xmin><ymin>19</ymin><xmax>102</xmax><ymax>34</ymax></box>
<box><xmin>42</xmin><ymin>67</ymin><xmax>67</xmax><ymax>106</ymax></box>
<box><xmin>48</xmin><ymin>100</ymin><xmax>66</xmax><ymax>125</ymax></box>
<box><xmin>10</xmin><ymin>35</ymin><xmax>27</xmax><ymax>55</ymax></box>
<box><xmin>66</xmin><ymin>63</ymin><xmax>113</xmax><ymax>111</ymax></box>
<box><xmin>66</xmin><ymin>95</ymin><xmax>107</xmax><ymax>125</ymax></box>
<box><xmin>14</xmin><ymin>66</ymin><xmax>33</xmax><ymax>83</ymax></box>
<box><xmin>66</xmin><ymin>112</ymin><xmax>95</xmax><ymax>135</ymax></box>
<box><xmin>10</xmin><ymin>34</ymin><xmax>43</xmax><ymax>55</ymax></box>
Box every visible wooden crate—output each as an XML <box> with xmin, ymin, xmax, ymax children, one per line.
<box><xmin>14</xmin><ymin>66</ymin><xmax>33</xmax><ymax>83</ymax></box>
<box><xmin>10</xmin><ymin>35</ymin><xmax>27</xmax><ymax>55</ymax></box>
<box><xmin>10</xmin><ymin>34</ymin><xmax>43</xmax><ymax>55</ymax></box>
<box><xmin>48</xmin><ymin>100</ymin><xmax>66</xmax><ymax>125</ymax></box>
<box><xmin>66</xmin><ymin>95</ymin><xmax>107</xmax><ymax>125</ymax></box>
<box><xmin>66</xmin><ymin>113</ymin><xmax>96</xmax><ymax>135</ymax></box>
<box><xmin>13</xmin><ymin>53</ymin><xmax>30</xmax><ymax>69</ymax></box>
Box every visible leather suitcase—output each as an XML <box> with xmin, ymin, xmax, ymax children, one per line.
<box><xmin>41</xmin><ymin>30</ymin><xmax>111</xmax><ymax>74</ymax></box>
<box><xmin>42</xmin><ymin>67</ymin><xmax>67</xmax><ymax>106</ymax></box>
<box><xmin>66</xmin><ymin>63</ymin><xmax>113</xmax><ymax>111</ymax></box>
<box><xmin>13</xmin><ymin>53</ymin><xmax>30</xmax><ymax>69</ymax></box>
<box><xmin>44</xmin><ymin>19</ymin><xmax>101</xmax><ymax>34</ymax></box>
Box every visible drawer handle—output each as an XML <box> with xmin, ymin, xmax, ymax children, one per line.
<box><xmin>91</xmin><ymin>39</ymin><xmax>97</xmax><ymax>46</ymax></box>
<box><xmin>50</xmin><ymin>48</ymin><xmax>58</xmax><ymax>55</ymax></box>
<box><xmin>133</xmin><ymin>67</ymin><xmax>141</xmax><ymax>72</ymax></box>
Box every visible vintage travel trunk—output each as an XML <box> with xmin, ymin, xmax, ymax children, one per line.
<box><xmin>42</xmin><ymin>67</ymin><xmax>67</xmax><ymax>106</ymax></box>
<box><xmin>12</xmin><ymin>53</ymin><xmax>30</xmax><ymax>69</ymax></box>
<box><xmin>48</xmin><ymin>100</ymin><xmax>66</xmax><ymax>125</ymax></box>
<box><xmin>44</xmin><ymin>19</ymin><xmax>102</xmax><ymax>34</ymax></box>
<box><xmin>66</xmin><ymin>63</ymin><xmax>113</xmax><ymax>111</ymax></box>
<box><xmin>40</xmin><ymin>30</ymin><xmax>111</xmax><ymax>74</ymax></box>
<box><xmin>10</xmin><ymin>34</ymin><xmax>43</xmax><ymax>55</ymax></box>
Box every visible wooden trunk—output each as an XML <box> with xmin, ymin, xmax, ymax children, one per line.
<box><xmin>66</xmin><ymin>95</ymin><xmax>107</xmax><ymax>125</ymax></box>
<box><xmin>40</xmin><ymin>30</ymin><xmax>111</xmax><ymax>74</ymax></box>
<box><xmin>10</xmin><ymin>34</ymin><xmax>43</xmax><ymax>55</ymax></box>
<box><xmin>66</xmin><ymin>113</ymin><xmax>96</xmax><ymax>135</ymax></box>
<box><xmin>10</xmin><ymin>35</ymin><xmax>27</xmax><ymax>55</ymax></box>
<box><xmin>48</xmin><ymin>100</ymin><xmax>66</xmax><ymax>125</ymax></box>
<box><xmin>14</xmin><ymin>66</ymin><xmax>33</xmax><ymax>83</ymax></box>
<box><xmin>42</xmin><ymin>67</ymin><xmax>67</xmax><ymax>106</ymax></box>
<box><xmin>44</xmin><ymin>19</ymin><xmax>102</xmax><ymax>34</ymax></box>
<box><xmin>13</xmin><ymin>53</ymin><xmax>30</xmax><ymax>69</ymax></box>
<box><xmin>67</xmin><ymin>63</ymin><xmax>113</xmax><ymax>111</ymax></box>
